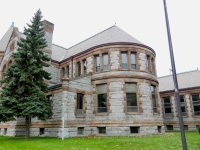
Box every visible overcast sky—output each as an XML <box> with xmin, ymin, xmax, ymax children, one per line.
<box><xmin>0</xmin><ymin>0</ymin><xmax>200</xmax><ymax>77</ymax></box>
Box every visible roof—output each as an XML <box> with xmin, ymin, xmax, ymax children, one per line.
<box><xmin>0</xmin><ymin>24</ymin><xmax>146</xmax><ymax>62</ymax></box>
<box><xmin>51</xmin><ymin>44</ymin><xmax>67</xmax><ymax>61</ymax></box>
<box><xmin>0</xmin><ymin>27</ymin><xmax>14</xmax><ymax>51</ymax></box>
<box><xmin>158</xmin><ymin>70</ymin><xmax>200</xmax><ymax>92</ymax></box>
<box><xmin>61</xmin><ymin>25</ymin><xmax>143</xmax><ymax>60</ymax></box>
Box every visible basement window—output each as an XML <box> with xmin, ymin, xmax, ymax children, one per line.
<box><xmin>40</xmin><ymin>128</ymin><xmax>45</xmax><ymax>135</ymax></box>
<box><xmin>77</xmin><ymin>127</ymin><xmax>84</xmax><ymax>135</ymax></box>
<box><xmin>184</xmin><ymin>125</ymin><xmax>188</xmax><ymax>131</ymax></box>
<box><xmin>98</xmin><ymin>127</ymin><xmax>106</xmax><ymax>134</ymax></box>
<box><xmin>158</xmin><ymin>126</ymin><xmax>162</xmax><ymax>133</ymax></box>
<box><xmin>4</xmin><ymin>128</ymin><xmax>7</xmax><ymax>135</ymax></box>
<box><xmin>130</xmin><ymin>127</ymin><xmax>139</xmax><ymax>134</ymax></box>
<box><xmin>166</xmin><ymin>125</ymin><xmax>173</xmax><ymax>130</ymax></box>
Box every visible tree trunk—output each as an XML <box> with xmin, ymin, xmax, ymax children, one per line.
<box><xmin>25</xmin><ymin>116</ymin><xmax>30</xmax><ymax>139</ymax></box>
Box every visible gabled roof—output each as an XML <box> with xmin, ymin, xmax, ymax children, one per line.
<box><xmin>51</xmin><ymin>44</ymin><xmax>67</xmax><ymax>61</ymax></box>
<box><xmin>0</xmin><ymin>27</ymin><xmax>14</xmax><ymax>51</ymax></box>
<box><xmin>61</xmin><ymin>25</ymin><xmax>143</xmax><ymax>61</ymax></box>
<box><xmin>158</xmin><ymin>70</ymin><xmax>200</xmax><ymax>92</ymax></box>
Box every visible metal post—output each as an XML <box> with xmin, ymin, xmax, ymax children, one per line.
<box><xmin>163</xmin><ymin>0</ymin><xmax>187</xmax><ymax>149</ymax></box>
<box><xmin>62</xmin><ymin>103</ymin><xmax>65</xmax><ymax>140</ymax></box>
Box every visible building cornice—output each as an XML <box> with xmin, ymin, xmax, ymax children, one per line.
<box><xmin>51</xmin><ymin>42</ymin><xmax>155</xmax><ymax>64</ymax></box>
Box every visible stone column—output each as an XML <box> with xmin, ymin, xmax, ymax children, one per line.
<box><xmin>61</xmin><ymin>74</ymin><xmax>69</xmax><ymax>138</ymax></box>
<box><xmin>138</xmin><ymin>53</ymin><xmax>146</xmax><ymax>71</ymax></box>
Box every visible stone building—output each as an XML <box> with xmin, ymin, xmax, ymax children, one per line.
<box><xmin>0</xmin><ymin>20</ymin><xmax>164</xmax><ymax>137</ymax></box>
<box><xmin>158</xmin><ymin>70</ymin><xmax>200</xmax><ymax>131</ymax></box>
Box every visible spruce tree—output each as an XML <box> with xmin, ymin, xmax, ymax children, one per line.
<box><xmin>0</xmin><ymin>9</ymin><xmax>52</xmax><ymax>139</ymax></box>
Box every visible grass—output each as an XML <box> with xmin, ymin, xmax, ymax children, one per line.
<box><xmin>0</xmin><ymin>132</ymin><xmax>200</xmax><ymax>150</ymax></box>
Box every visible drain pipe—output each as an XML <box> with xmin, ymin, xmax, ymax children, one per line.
<box><xmin>62</xmin><ymin>102</ymin><xmax>65</xmax><ymax>140</ymax></box>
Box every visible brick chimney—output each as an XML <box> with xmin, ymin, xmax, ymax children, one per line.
<box><xmin>42</xmin><ymin>20</ymin><xmax>54</xmax><ymax>54</ymax></box>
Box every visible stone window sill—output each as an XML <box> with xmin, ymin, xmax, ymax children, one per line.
<box><xmin>95</xmin><ymin>113</ymin><xmax>108</xmax><ymax>116</ymax></box>
<box><xmin>125</xmin><ymin>112</ymin><xmax>140</xmax><ymax>115</ymax></box>
<box><xmin>153</xmin><ymin>113</ymin><xmax>159</xmax><ymax>115</ymax></box>
<box><xmin>193</xmin><ymin>116</ymin><xmax>200</xmax><ymax>118</ymax></box>
<box><xmin>76</xmin><ymin>115</ymin><xmax>85</xmax><ymax>118</ymax></box>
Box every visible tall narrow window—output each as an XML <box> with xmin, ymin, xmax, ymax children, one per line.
<box><xmin>82</xmin><ymin>59</ymin><xmax>86</xmax><ymax>75</ymax></box>
<box><xmin>95</xmin><ymin>55</ymin><xmax>100</xmax><ymax>72</ymax></box>
<box><xmin>147</xmin><ymin>55</ymin><xmax>151</xmax><ymax>72</ymax></box>
<box><xmin>47</xmin><ymin>95</ymin><xmax>53</xmax><ymax>117</ymax></box>
<box><xmin>126</xmin><ymin>83</ymin><xmax>137</xmax><ymax>112</ymax></box>
<box><xmin>163</xmin><ymin>97</ymin><xmax>172</xmax><ymax>117</ymax></box>
<box><xmin>77</xmin><ymin>93</ymin><xmax>84</xmax><ymax>116</ymax></box>
<box><xmin>121</xmin><ymin>52</ymin><xmax>128</xmax><ymax>69</ymax></box>
<box><xmin>191</xmin><ymin>94</ymin><xmax>200</xmax><ymax>116</ymax></box>
<box><xmin>180</xmin><ymin>95</ymin><xmax>187</xmax><ymax>116</ymax></box>
<box><xmin>131</xmin><ymin>53</ymin><xmax>136</xmax><ymax>69</ymax></box>
<box><xmin>151</xmin><ymin>85</ymin><xmax>157</xmax><ymax>113</ymax></box>
<box><xmin>66</xmin><ymin>66</ymin><xmax>69</xmax><ymax>77</ymax></box>
<box><xmin>151</xmin><ymin>58</ymin><xmax>154</xmax><ymax>74</ymax></box>
<box><xmin>103</xmin><ymin>53</ymin><xmax>108</xmax><ymax>71</ymax></box>
<box><xmin>77</xmin><ymin>62</ymin><xmax>81</xmax><ymax>77</ymax></box>
<box><xmin>62</xmin><ymin>68</ymin><xmax>65</xmax><ymax>77</ymax></box>
<box><xmin>97</xmin><ymin>84</ymin><xmax>107</xmax><ymax>113</ymax></box>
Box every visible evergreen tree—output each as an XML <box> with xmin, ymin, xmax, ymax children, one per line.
<box><xmin>0</xmin><ymin>9</ymin><xmax>52</xmax><ymax>139</ymax></box>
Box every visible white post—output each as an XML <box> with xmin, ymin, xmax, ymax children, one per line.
<box><xmin>62</xmin><ymin>103</ymin><xmax>65</xmax><ymax>140</ymax></box>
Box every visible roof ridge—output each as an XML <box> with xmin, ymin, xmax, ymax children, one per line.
<box><xmin>52</xmin><ymin>43</ymin><xmax>67</xmax><ymax>50</ymax></box>
<box><xmin>66</xmin><ymin>25</ymin><xmax>115</xmax><ymax>50</ymax></box>
<box><xmin>158</xmin><ymin>69</ymin><xmax>199</xmax><ymax>78</ymax></box>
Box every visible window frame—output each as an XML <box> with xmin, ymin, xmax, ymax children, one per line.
<box><xmin>98</xmin><ymin>127</ymin><xmax>106</xmax><ymax>134</ymax></box>
<box><xmin>66</xmin><ymin>65</ymin><xmax>69</xmax><ymax>77</ymax></box>
<box><xmin>151</xmin><ymin>85</ymin><xmax>158</xmax><ymax>113</ymax></box>
<box><xmin>82</xmin><ymin>59</ymin><xmax>87</xmax><ymax>75</ymax></box>
<box><xmin>96</xmin><ymin>84</ymin><xmax>108</xmax><ymax>114</ymax></box>
<box><xmin>77</xmin><ymin>61</ymin><xmax>81</xmax><ymax>77</ymax></box>
<box><xmin>166</xmin><ymin>125</ymin><xmax>173</xmax><ymax>131</ymax></box>
<box><xmin>180</xmin><ymin>95</ymin><xmax>187</xmax><ymax>117</ymax></box>
<box><xmin>191</xmin><ymin>94</ymin><xmax>200</xmax><ymax>117</ymax></box>
<box><xmin>151</xmin><ymin>58</ymin><xmax>155</xmax><ymax>74</ymax></box>
<box><xmin>157</xmin><ymin>126</ymin><xmax>162</xmax><ymax>133</ymax></box>
<box><xmin>121</xmin><ymin>52</ymin><xmax>128</xmax><ymax>70</ymax></box>
<box><xmin>62</xmin><ymin>67</ymin><xmax>65</xmax><ymax>78</ymax></box>
<box><xmin>77</xmin><ymin>127</ymin><xmax>84</xmax><ymax>135</ymax></box>
<box><xmin>125</xmin><ymin>83</ymin><xmax>138</xmax><ymax>113</ymax></box>
<box><xmin>130</xmin><ymin>52</ymin><xmax>136</xmax><ymax>70</ymax></box>
<box><xmin>130</xmin><ymin>126</ymin><xmax>140</xmax><ymax>134</ymax></box>
<box><xmin>102</xmin><ymin>53</ymin><xmax>109</xmax><ymax>71</ymax></box>
<box><xmin>147</xmin><ymin>55</ymin><xmax>151</xmax><ymax>73</ymax></box>
<box><xmin>46</xmin><ymin>95</ymin><xmax>53</xmax><ymax>118</ymax></box>
<box><xmin>76</xmin><ymin>93</ymin><xmax>84</xmax><ymax>117</ymax></box>
<box><xmin>95</xmin><ymin>55</ymin><xmax>100</xmax><ymax>73</ymax></box>
<box><xmin>163</xmin><ymin>96</ymin><xmax>173</xmax><ymax>118</ymax></box>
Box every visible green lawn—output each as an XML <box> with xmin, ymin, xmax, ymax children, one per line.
<box><xmin>0</xmin><ymin>132</ymin><xmax>199</xmax><ymax>150</ymax></box>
